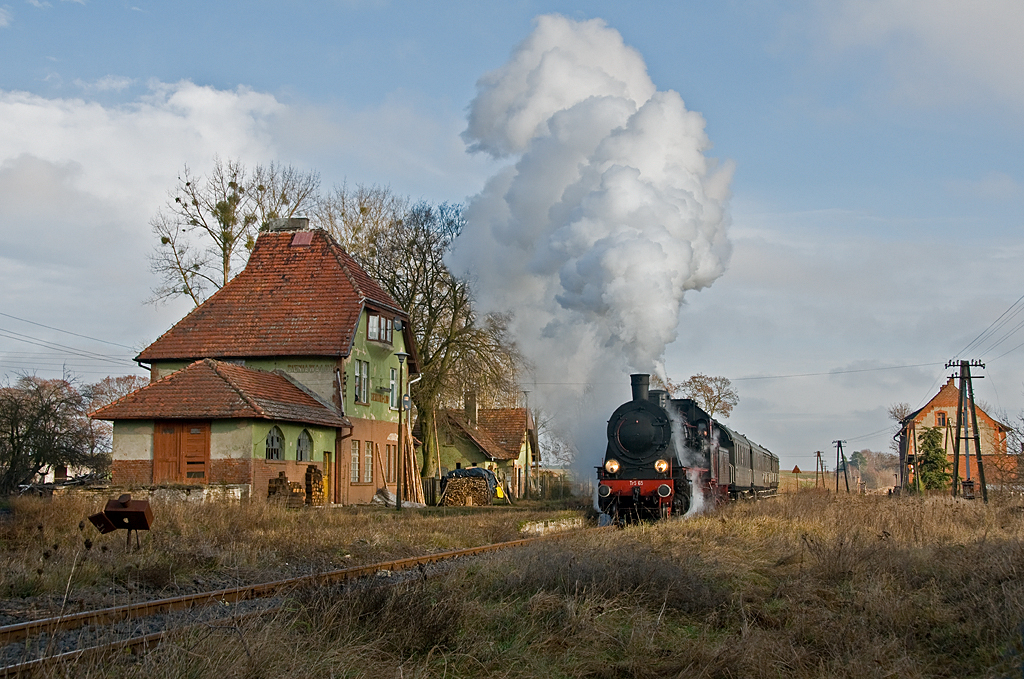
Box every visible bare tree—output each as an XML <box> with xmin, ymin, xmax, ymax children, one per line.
<box><xmin>149</xmin><ymin>158</ymin><xmax>320</xmax><ymax>306</ymax></box>
<box><xmin>320</xmin><ymin>189</ymin><xmax>523</xmax><ymax>477</ymax></box>
<box><xmin>888</xmin><ymin>402</ymin><xmax>913</xmax><ymax>455</ymax></box>
<box><xmin>654</xmin><ymin>373</ymin><xmax>739</xmax><ymax>418</ymax></box>
<box><xmin>888</xmin><ymin>402</ymin><xmax>912</xmax><ymax>422</ymax></box>
<box><xmin>83</xmin><ymin>375</ymin><xmax>150</xmax><ymax>461</ymax></box>
<box><xmin>0</xmin><ymin>375</ymin><xmax>99</xmax><ymax>493</ymax></box>
<box><xmin>313</xmin><ymin>181</ymin><xmax>408</xmax><ymax>255</ymax></box>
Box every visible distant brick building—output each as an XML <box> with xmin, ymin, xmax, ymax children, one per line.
<box><xmin>899</xmin><ymin>377</ymin><xmax>1017</xmax><ymax>490</ymax></box>
<box><xmin>91</xmin><ymin>220</ymin><xmax>418</xmax><ymax>503</ymax></box>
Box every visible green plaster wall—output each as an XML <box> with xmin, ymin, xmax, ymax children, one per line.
<box><xmin>248</xmin><ymin>420</ymin><xmax>336</xmax><ymax>462</ymax></box>
<box><xmin>437</xmin><ymin>434</ymin><xmax>518</xmax><ymax>476</ymax></box>
<box><xmin>345</xmin><ymin>312</ymin><xmax>412</xmax><ymax>423</ymax></box>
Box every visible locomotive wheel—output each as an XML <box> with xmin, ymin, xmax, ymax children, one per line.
<box><xmin>673</xmin><ymin>490</ymin><xmax>689</xmax><ymax>516</ymax></box>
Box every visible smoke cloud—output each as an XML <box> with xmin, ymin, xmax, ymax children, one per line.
<box><xmin>451</xmin><ymin>15</ymin><xmax>733</xmax><ymax>460</ymax></box>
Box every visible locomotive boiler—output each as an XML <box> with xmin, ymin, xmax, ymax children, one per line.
<box><xmin>597</xmin><ymin>374</ymin><xmax>779</xmax><ymax>521</ymax></box>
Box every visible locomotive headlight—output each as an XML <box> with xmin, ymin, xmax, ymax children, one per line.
<box><xmin>604</xmin><ymin>459</ymin><xmax>620</xmax><ymax>474</ymax></box>
<box><xmin>654</xmin><ymin>459</ymin><xmax>669</xmax><ymax>473</ymax></box>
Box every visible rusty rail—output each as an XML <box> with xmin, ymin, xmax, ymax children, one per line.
<box><xmin>0</xmin><ymin>529</ymin><xmax>593</xmax><ymax>676</ymax></box>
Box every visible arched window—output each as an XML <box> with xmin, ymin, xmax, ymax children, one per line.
<box><xmin>266</xmin><ymin>426</ymin><xmax>283</xmax><ymax>460</ymax></box>
<box><xmin>297</xmin><ymin>430</ymin><xmax>312</xmax><ymax>462</ymax></box>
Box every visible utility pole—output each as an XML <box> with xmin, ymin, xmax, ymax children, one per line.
<box><xmin>522</xmin><ymin>390</ymin><xmax>531</xmax><ymax>500</ymax></box>
<box><xmin>395</xmin><ymin>352</ymin><xmax>409</xmax><ymax>511</ymax></box>
<box><xmin>815</xmin><ymin>451</ymin><xmax>825</xmax><ymax>489</ymax></box>
<box><xmin>833</xmin><ymin>440</ymin><xmax>850</xmax><ymax>493</ymax></box>
<box><xmin>946</xmin><ymin>359</ymin><xmax>988</xmax><ymax>503</ymax></box>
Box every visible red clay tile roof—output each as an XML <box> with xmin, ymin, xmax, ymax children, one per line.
<box><xmin>478</xmin><ymin>408</ymin><xmax>531</xmax><ymax>458</ymax></box>
<box><xmin>442</xmin><ymin>412</ymin><xmax>512</xmax><ymax>460</ymax></box>
<box><xmin>137</xmin><ymin>230</ymin><xmax>405</xmax><ymax>362</ymax></box>
<box><xmin>90</xmin><ymin>359</ymin><xmax>350</xmax><ymax>428</ymax></box>
<box><xmin>442</xmin><ymin>408</ymin><xmax>533</xmax><ymax>461</ymax></box>
<box><xmin>906</xmin><ymin>377</ymin><xmax>1009</xmax><ymax>431</ymax></box>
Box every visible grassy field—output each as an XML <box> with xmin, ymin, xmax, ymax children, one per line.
<box><xmin>3</xmin><ymin>491</ymin><xmax>1023</xmax><ymax>678</ymax></box>
<box><xmin>0</xmin><ymin>492</ymin><xmax>585</xmax><ymax>618</ymax></box>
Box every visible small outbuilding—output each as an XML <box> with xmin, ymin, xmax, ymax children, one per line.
<box><xmin>431</xmin><ymin>393</ymin><xmax>538</xmax><ymax>498</ymax></box>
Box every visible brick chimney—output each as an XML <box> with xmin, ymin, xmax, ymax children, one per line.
<box><xmin>464</xmin><ymin>391</ymin><xmax>478</xmax><ymax>427</ymax></box>
<box><xmin>267</xmin><ymin>216</ymin><xmax>309</xmax><ymax>232</ymax></box>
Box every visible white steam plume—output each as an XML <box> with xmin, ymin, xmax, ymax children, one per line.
<box><xmin>450</xmin><ymin>14</ymin><xmax>734</xmax><ymax>463</ymax></box>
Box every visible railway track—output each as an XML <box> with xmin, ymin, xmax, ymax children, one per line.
<box><xmin>0</xmin><ymin>529</ymin><xmax>592</xmax><ymax>677</ymax></box>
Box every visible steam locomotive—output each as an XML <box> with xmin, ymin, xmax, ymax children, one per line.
<box><xmin>597</xmin><ymin>374</ymin><xmax>779</xmax><ymax>521</ymax></box>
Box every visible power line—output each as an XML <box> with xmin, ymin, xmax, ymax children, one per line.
<box><xmin>732</xmin><ymin>362</ymin><xmax>942</xmax><ymax>381</ymax></box>
<box><xmin>0</xmin><ymin>329</ymin><xmax>134</xmax><ymax>366</ymax></box>
<box><xmin>846</xmin><ymin>424</ymin><xmax>897</xmax><ymax>443</ymax></box>
<box><xmin>0</xmin><ymin>312</ymin><xmax>136</xmax><ymax>350</ymax></box>
<box><xmin>956</xmin><ymin>292</ymin><xmax>1024</xmax><ymax>358</ymax></box>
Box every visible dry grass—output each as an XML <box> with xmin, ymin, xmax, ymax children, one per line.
<box><xmin>0</xmin><ymin>492</ymin><xmax>582</xmax><ymax>617</ymax></box>
<box><xmin>8</xmin><ymin>491</ymin><xmax>1024</xmax><ymax>678</ymax></box>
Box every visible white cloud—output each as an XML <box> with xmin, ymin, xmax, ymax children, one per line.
<box><xmin>26</xmin><ymin>0</ymin><xmax>50</xmax><ymax>8</ymax></box>
<box><xmin>666</xmin><ymin>204</ymin><xmax>1024</xmax><ymax>464</ymax></box>
<box><xmin>945</xmin><ymin>172</ymin><xmax>1022</xmax><ymax>201</ymax></box>
<box><xmin>0</xmin><ymin>7</ymin><xmax>13</xmax><ymax>26</ymax></box>
<box><xmin>0</xmin><ymin>81</ymin><xmax>287</xmax><ymax>374</ymax></box>
<box><xmin>74</xmin><ymin>75</ymin><xmax>135</xmax><ymax>92</ymax></box>
<box><xmin>0</xmin><ymin>78</ymin><xmax>498</xmax><ymax>381</ymax></box>
<box><xmin>817</xmin><ymin>0</ymin><xmax>1024</xmax><ymax>110</ymax></box>
<box><xmin>272</xmin><ymin>89</ymin><xmax>499</xmax><ymax>203</ymax></box>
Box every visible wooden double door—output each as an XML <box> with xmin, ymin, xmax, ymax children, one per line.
<box><xmin>153</xmin><ymin>421</ymin><xmax>211</xmax><ymax>484</ymax></box>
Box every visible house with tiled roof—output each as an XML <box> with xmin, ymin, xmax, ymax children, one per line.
<box><xmin>431</xmin><ymin>393</ymin><xmax>538</xmax><ymax>498</ymax></box>
<box><xmin>92</xmin><ymin>219</ymin><xmax>419</xmax><ymax>504</ymax></box>
<box><xmin>899</xmin><ymin>377</ymin><xmax>1016</xmax><ymax>490</ymax></box>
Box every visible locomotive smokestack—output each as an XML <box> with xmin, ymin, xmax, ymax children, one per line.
<box><xmin>630</xmin><ymin>374</ymin><xmax>650</xmax><ymax>402</ymax></box>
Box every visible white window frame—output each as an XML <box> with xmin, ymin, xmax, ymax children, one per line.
<box><xmin>367</xmin><ymin>313</ymin><xmax>380</xmax><ymax>341</ymax></box>
<box><xmin>364</xmin><ymin>441</ymin><xmax>373</xmax><ymax>483</ymax></box>
<box><xmin>354</xmin><ymin>360</ymin><xmax>369</xmax><ymax>404</ymax></box>
<box><xmin>351</xmin><ymin>440</ymin><xmax>360</xmax><ymax>482</ymax></box>
<box><xmin>390</xmin><ymin>368</ymin><xmax>398</xmax><ymax>409</ymax></box>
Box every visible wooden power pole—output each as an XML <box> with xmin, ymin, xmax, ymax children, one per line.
<box><xmin>946</xmin><ymin>360</ymin><xmax>988</xmax><ymax>503</ymax></box>
<box><xmin>833</xmin><ymin>440</ymin><xmax>850</xmax><ymax>493</ymax></box>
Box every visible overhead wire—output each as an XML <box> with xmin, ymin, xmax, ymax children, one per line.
<box><xmin>955</xmin><ymin>291</ymin><xmax>1024</xmax><ymax>359</ymax></box>
<box><xmin>838</xmin><ymin>290</ymin><xmax>1024</xmax><ymax>450</ymax></box>
<box><xmin>732</xmin><ymin>361</ymin><xmax>942</xmax><ymax>381</ymax></box>
<box><xmin>0</xmin><ymin>328</ymin><xmax>134</xmax><ymax>366</ymax></box>
<box><xmin>0</xmin><ymin>312</ymin><xmax>137</xmax><ymax>350</ymax></box>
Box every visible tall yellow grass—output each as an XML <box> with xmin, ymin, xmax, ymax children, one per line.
<box><xmin>5</xmin><ymin>491</ymin><xmax>1023</xmax><ymax>678</ymax></box>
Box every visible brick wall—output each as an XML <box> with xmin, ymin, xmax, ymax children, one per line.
<box><xmin>211</xmin><ymin>457</ymin><xmax>252</xmax><ymax>485</ymax></box>
<box><xmin>112</xmin><ymin>459</ymin><xmax>153</xmax><ymax>486</ymax></box>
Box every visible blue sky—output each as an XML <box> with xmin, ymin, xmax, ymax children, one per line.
<box><xmin>1</xmin><ymin>0</ymin><xmax>1022</xmax><ymax>471</ymax></box>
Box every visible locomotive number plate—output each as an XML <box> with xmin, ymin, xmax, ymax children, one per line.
<box><xmin>629</xmin><ymin>480</ymin><xmax>644</xmax><ymax>486</ymax></box>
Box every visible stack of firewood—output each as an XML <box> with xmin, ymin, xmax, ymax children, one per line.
<box><xmin>440</xmin><ymin>477</ymin><xmax>491</xmax><ymax>507</ymax></box>
<box><xmin>305</xmin><ymin>465</ymin><xmax>325</xmax><ymax>506</ymax></box>
<box><xmin>268</xmin><ymin>472</ymin><xmax>305</xmax><ymax>508</ymax></box>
